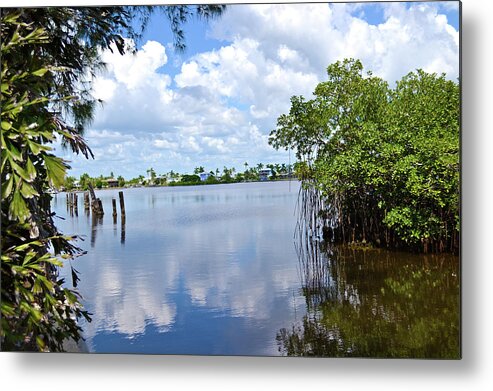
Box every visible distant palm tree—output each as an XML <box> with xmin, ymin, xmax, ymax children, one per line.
<box><xmin>146</xmin><ymin>168</ymin><xmax>156</xmax><ymax>184</ymax></box>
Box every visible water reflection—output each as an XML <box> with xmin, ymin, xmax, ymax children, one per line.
<box><xmin>277</xmin><ymin>241</ymin><xmax>460</xmax><ymax>358</ymax></box>
<box><xmin>90</xmin><ymin>215</ymin><xmax>103</xmax><ymax>247</ymax></box>
<box><xmin>120</xmin><ymin>217</ymin><xmax>126</xmax><ymax>245</ymax></box>
<box><xmin>53</xmin><ymin>182</ymin><xmax>304</xmax><ymax>355</ymax></box>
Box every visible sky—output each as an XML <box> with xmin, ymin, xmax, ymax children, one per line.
<box><xmin>55</xmin><ymin>1</ymin><xmax>460</xmax><ymax>180</ymax></box>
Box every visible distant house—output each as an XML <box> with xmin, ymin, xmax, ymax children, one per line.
<box><xmin>105</xmin><ymin>178</ymin><xmax>119</xmax><ymax>188</ymax></box>
<box><xmin>199</xmin><ymin>172</ymin><xmax>210</xmax><ymax>181</ymax></box>
<box><xmin>259</xmin><ymin>168</ymin><xmax>272</xmax><ymax>181</ymax></box>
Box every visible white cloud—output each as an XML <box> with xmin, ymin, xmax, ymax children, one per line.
<box><xmin>65</xmin><ymin>2</ymin><xmax>458</xmax><ymax>179</ymax></box>
<box><xmin>153</xmin><ymin>138</ymin><xmax>178</xmax><ymax>150</ymax></box>
<box><xmin>210</xmin><ymin>3</ymin><xmax>459</xmax><ymax>84</ymax></box>
<box><xmin>80</xmin><ymin>258</ymin><xmax>179</xmax><ymax>341</ymax></box>
<box><xmin>92</xmin><ymin>78</ymin><xmax>117</xmax><ymax>101</ymax></box>
<box><xmin>174</xmin><ymin>35</ymin><xmax>319</xmax><ymax>138</ymax></box>
<box><xmin>175</xmin><ymin>38</ymin><xmax>262</xmax><ymax>101</ymax></box>
<box><xmin>101</xmin><ymin>39</ymin><xmax>169</xmax><ymax>90</ymax></box>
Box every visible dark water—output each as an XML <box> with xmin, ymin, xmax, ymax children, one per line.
<box><xmin>52</xmin><ymin>181</ymin><xmax>460</xmax><ymax>357</ymax></box>
<box><xmin>278</xmin><ymin>242</ymin><xmax>460</xmax><ymax>358</ymax></box>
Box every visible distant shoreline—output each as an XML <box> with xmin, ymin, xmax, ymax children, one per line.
<box><xmin>57</xmin><ymin>178</ymin><xmax>298</xmax><ymax>193</ymax></box>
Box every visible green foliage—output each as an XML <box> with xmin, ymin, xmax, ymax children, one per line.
<box><xmin>219</xmin><ymin>166</ymin><xmax>235</xmax><ymax>183</ymax></box>
<box><xmin>63</xmin><ymin>176</ymin><xmax>77</xmax><ymax>191</ymax></box>
<box><xmin>95</xmin><ymin>178</ymin><xmax>103</xmax><ymax>189</ymax></box>
<box><xmin>180</xmin><ymin>174</ymin><xmax>201</xmax><ymax>183</ymax></box>
<box><xmin>79</xmin><ymin>172</ymin><xmax>92</xmax><ymax>190</ymax></box>
<box><xmin>1</xmin><ymin>238</ymin><xmax>91</xmax><ymax>351</ymax></box>
<box><xmin>1</xmin><ymin>13</ymin><xmax>92</xmax><ymax>351</ymax></box>
<box><xmin>117</xmin><ymin>175</ymin><xmax>125</xmax><ymax>187</ymax></box>
<box><xmin>205</xmin><ymin>175</ymin><xmax>219</xmax><ymax>185</ymax></box>
<box><xmin>270</xmin><ymin>59</ymin><xmax>459</xmax><ymax>253</ymax></box>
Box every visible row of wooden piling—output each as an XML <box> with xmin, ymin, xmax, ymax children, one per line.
<box><xmin>66</xmin><ymin>192</ymin><xmax>79</xmax><ymax>216</ymax></box>
<box><xmin>66</xmin><ymin>186</ymin><xmax>126</xmax><ymax>221</ymax></box>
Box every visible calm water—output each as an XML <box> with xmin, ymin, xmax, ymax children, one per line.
<box><xmin>52</xmin><ymin>181</ymin><xmax>460</xmax><ymax>357</ymax></box>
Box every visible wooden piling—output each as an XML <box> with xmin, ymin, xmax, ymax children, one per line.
<box><xmin>69</xmin><ymin>192</ymin><xmax>75</xmax><ymax>215</ymax></box>
<box><xmin>87</xmin><ymin>183</ymin><xmax>96</xmax><ymax>204</ymax></box>
<box><xmin>121</xmin><ymin>217</ymin><xmax>126</xmax><ymax>244</ymax></box>
<box><xmin>73</xmin><ymin>192</ymin><xmax>78</xmax><ymax>214</ymax></box>
<box><xmin>97</xmin><ymin>198</ymin><xmax>104</xmax><ymax>216</ymax></box>
<box><xmin>112</xmin><ymin>198</ymin><xmax>117</xmax><ymax>224</ymax></box>
<box><xmin>118</xmin><ymin>191</ymin><xmax>126</xmax><ymax>220</ymax></box>
<box><xmin>87</xmin><ymin>183</ymin><xmax>104</xmax><ymax>217</ymax></box>
<box><xmin>84</xmin><ymin>192</ymin><xmax>90</xmax><ymax>211</ymax></box>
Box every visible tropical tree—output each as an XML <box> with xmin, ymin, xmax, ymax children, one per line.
<box><xmin>221</xmin><ymin>166</ymin><xmax>231</xmax><ymax>182</ymax></box>
<box><xmin>117</xmin><ymin>175</ymin><xmax>125</xmax><ymax>187</ymax></box>
<box><xmin>79</xmin><ymin>173</ymin><xmax>92</xmax><ymax>190</ymax></box>
<box><xmin>270</xmin><ymin>59</ymin><xmax>459</xmax><ymax>253</ymax></box>
<box><xmin>146</xmin><ymin>167</ymin><xmax>156</xmax><ymax>184</ymax></box>
<box><xmin>64</xmin><ymin>176</ymin><xmax>77</xmax><ymax>190</ymax></box>
<box><xmin>266</xmin><ymin>164</ymin><xmax>277</xmax><ymax>179</ymax></box>
<box><xmin>179</xmin><ymin>174</ymin><xmax>200</xmax><ymax>184</ymax></box>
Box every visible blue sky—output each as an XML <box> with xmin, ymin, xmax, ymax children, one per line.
<box><xmin>57</xmin><ymin>1</ymin><xmax>460</xmax><ymax>180</ymax></box>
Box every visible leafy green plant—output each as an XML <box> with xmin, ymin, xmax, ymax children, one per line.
<box><xmin>270</xmin><ymin>59</ymin><xmax>459</xmax><ymax>253</ymax></box>
<box><xmin>1</xmin><ymin>12</ymin><xmax>92</xmax><ymax>351</ymax></box>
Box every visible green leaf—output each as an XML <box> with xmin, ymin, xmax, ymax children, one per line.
<box><xmin>63</xmin><ymin>289</ymin><xmax>78</xmax><ymax>304</ymax></box>
<box><xmin>7</xmin><ymin>142</ymin><xmax>23</xmax><ymax>162</ymax></box>
<box><xmin>14</xmin><ymin>240</ymin><xmax>43</xmax><ymax>252</ymax></box>
<box><xmin>1</xmin><ymin>302</ymin><xmax>16</xmax><ymax>317</ymax></box>
<box><xmin>27</xmin><ymin>139</ymin><xmax>50</xmax><ymax>155</ymax></box>
<box><xmin>43</xmin><ymin>155</ymin><xmax>67</xmax><ymax>189</ymax></box>
<box><xmin>1</xmin><ymin>121</ymin><xmax>12</xmax><ymax>131</ymax></box>
<box><xmin>20</xmin><ymin>181</ymin><xmax>39</xmax><ymax>199</ymax></box>
<box><xmin>1</xmin><ymin>175</ymin><xmax>14</xmax><ymax>199</ymax></box>
<box><xmin>32</xmin><ymin>278</ymin><xmax>43</xmax><ymax>295</ymax></box>
<box><xmin>9</xmin><ymin>158</ymin><xmax>31</xmax><ymax>181</ymax></box>
<box><xmin>36</xmin><ymin>336</ymin><xmax>46</xmax><ymax>351</ymax></box>
<box><xmin>37</xmin><ymin>275</ymin><xmax>54</xmax><ymax>291</ymax></box>
<box><xmin>26</xmin><ymin>157</ymin><xmax>36</xmax><ymax>181</ymax></box>
<box><xmin>42</xmin><ymin>256</ymin><xmax>63</xmax><ymax>267</ymax></box>
<box><xmin>32</xmin><ymin>68</ymin><xmax>48</xmax><ymax>77</ymax></box>
<box><xmin>9</xmin><ymin>191</ymin><xmax>31</xmax><ymax>222</ymax></box>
